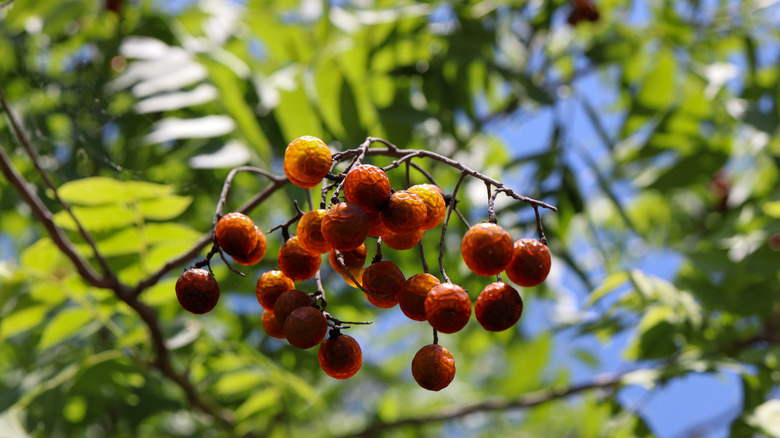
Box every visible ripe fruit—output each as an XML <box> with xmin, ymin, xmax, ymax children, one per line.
<box><xmin>215</xmin><ymin>212</ymin><xmax>259</xmax><ymax>258</ymax></box>
<box><xmin>255</xmin><ymin>270</ymin><xmax>295</xmax><ymax>310</ymax></box>
<box><xmin>277</xmin><ymin>236</ymin><xmax>321</xmax><ymax>281</ymax></box>
<box><xmin>344</xmin><ymin>164</ymin><xmax>392</xmax><ymax>213</ymax></box>
<box><xmin>407</xmin><ymin>184</ymin><xmax>446</xmax><ymax>230</ymax></box>
<box><xmin>273</xmin><ymin>290</ymin><xmax>312</xmax><ymax>326</ymax></box>
<box><xmin>284</xmin><ymin>306</ymin><xmax>328</xmax><ymax>349</ymax></box>
<box><xmin>232</xmin><ymin>226</ymin><xmax>267</xmax><ymax>265</ymax></box>
<box><xmin>504</xmin><ymin>239</ymin><xmax>551</xmax><ymax>287</ymax></box>
<box><xmin>425</xmin><ymin>283</ymin><xmax>471</xmax><ymax>333</ymax></box>
<box><xmin>460</xmin><ymin>223</ymin><xmax>514</xmax><ymax>276</ymax></box>
<box><xmin>175</xmin><ymin>268</ymin><xmax>220</xmax><ymax>314</ymax></box>
<box><xmin>261</xmin><ymin>310</ymin><xmax>286</xmax><ymax>339</ymax></box>
<box><xmin>399</xmin><ymin>273</ymin><xmax>441</xmax><ymax>321</ymax></box>
<box><xmin>328</xmin><ymin>244</ymin><xmax>367</xmax><ymax>277</ymax></box>
<box><xmin>342</xmin><ymin>267</ymin><xmax>366</xmax><ymax>289</ymax></box>
<box><xmin>318</xmin><ymin>333</ymin><xmax>362</xmax><ymax>379</ymax></box>
<box><xmin>283</xmin><ymin>136</ymin><xmax>332</xmax><ymax>188</ymax></box>
<box><xmin>297</xmin><ymin>209</ymin><xmax>332</xmax><ymax>254</ymax></box>
<box><xmin>380</xmin><ymin>190</ymin><xmax>428</xmax><ymax>234</ymax></box>
<box><xmin>366</xmin><ymin>211</ymin><xmax>391</xmax><ymax>237</ymax></box>
<box><xmin>381</xmin><ymin>229</ymin><xmax>423</xmax><ymax>250</ymax></box>
<box><xmin>411</xmin><ymin>344</ymin><xmax>456</xmax><ymax>391</ymax></box>
<box><xmin>475</xmin><ymin>282</ymin><xmax>524</xmax><ymax>332</ymax></box>
<box><xmin>321</xmin><ymin>202</ymin><xmax>369</xmax><ymax>251</ymax></box>
<box><xmin>361</xmin><ymin>261</ymin><xmax>405</xmax><ymax>309</ymax></box>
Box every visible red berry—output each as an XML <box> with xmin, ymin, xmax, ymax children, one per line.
<box><xmin>460</xmin><ymin>223</ymin><xmax>514</xmax><ymax>276</ymax></box>
<box><xmin>321</xmin><ymin>202</ymin><xmax>369</xmax><ymax>251</ymax></box>
<box><xmin>215</xmin><ymin>212</ymin><xmax>259</xmax><ymax>258</ymax></box>
<box><xmin>297</xmin><ymin>209</ymin><xmax>332</xmax><ymax>255</ymax></box>
<box><xmin>284</xmin><ymin>306</ymin><xmax>328</xmax><ymax>349</ymax></box>
<box><xmin>255</xmin><ymin>270</ymin><xmax>295</xmax><ymax>311</ymax></box>
<box><xmin>344</xmin><ymin>164</ymin><xmax>392</xmax><ymax>213</ymax></box>
<box><xmin>278</xmin><ymin>236</ymin><xmax>321</xmax><ymax>281</ymax></box>
<box><xmin>411</xmin><ymin>344</ymin><xmax>456</xmax><ymax>391</ymax></box>
<box><xmin>399</xmin><ymin>273</ymin><xmax>440</xmax><ymax>321</ymax></box>
<box><xmin>261</xmin><ymin>310</ymin><xmax>286</xmax><ymax>339</ymax></box>
<box><xmin>504</xmin><ymin>239</ymin><xmax>551</xmax><ymax>287</ymax></box>
<box><xmin>475</xmin><ymin>282</ymin><xmax>523</xmax><ymax>332</ymax></box>
<box><xmin>424</xmin><ymin>283</ymin><xmax>471</xmax><ymax>334</ymax></box>
<box><xmin>380</xmin><ymin>190</ymin><xmax>427</xmax><ymax>234</ymax></box>
<box><xmin>273</xmin><ymin>290</ymin><xmax>312</xmax><ymax>326</ymax></box>
<box><xmin>318</xmin><ymin>333</ymin><xmax>362</xmax><ymax>379</ymax></box>
<box><xmin>362</xmin><ymin>261</ymin><xmax>405</xmax><ymax>309</ymax></box>
<box><xmin>175</xmin><ymin>268</ymin><xmax>220</xmax><ymax>314</ymax></box>
<box><xmin>231</xmin><ymin>225</ymin><xmax>267</xmax><ymax>265</ymax></box>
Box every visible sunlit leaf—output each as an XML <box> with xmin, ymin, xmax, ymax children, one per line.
<box><xmin>138</xmin><ymin>195</ymin><xmax>193</xmax><ymax>220</ymax></box>
<box><xmin>38</xmin><ymin>307</ymin><xmax>94</xmax><ymax>350</ymax></box>
<box><xmin>0</xmin><ymin>305</ymin><xmax>48</xmax><ymax>341</ymax></box>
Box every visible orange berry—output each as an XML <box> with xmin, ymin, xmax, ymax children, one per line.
<box><xmin>344</xmin><ymin>164</ymin><xmax>392</xmax><ymax>213</ymax></box>
<box><xmin>283</xmin><ymin>136</ymin><xmax>332</xmax><ymax>188</ymax></box>
<box><xmin>399</xmin><ymin>273</ymin><xmax>441</xmax><ymax>321</ymax></box>
<box><xmin>411</xmin><ymin>344</ymin><xmax>456</xmax><ymax>391</ymax></box>
<box><xmin>284</xmin><ymin>306</ymin><xmax>328</xmax><ymax>349</ymax></box>
<box><xmin>328</xmin><ymin>244</ymin><xmax>367</xmax><ymax>276</ymax></box>
<box><xmin>408</xmin><ymin>184</ymin><xmax>446</xmax><ymax>230</ymax></box>
<box><xmin>342</xmin><ymin>267</ymin><xmax>366</xmax><ymax>289</ymax></box>
<box><xmin>366</xmin><ymin>211</ymin><xmax>391</xmax><ymax>237</ymax></box>
<box><xmin>504</xmin><ymin>239</ymin><xmax>551</xmax><ymax>287</ymax></box>
<box><xmin>261</xmin><ymin>310</ymin><xmax>286</xmax><ymax>339</ymax></box>
<box><xmin>215</xmin><ymin>212</ymin><xmax>258</xmax><ymax>258</ymax></box>
<box><xmin>475</xmin><ymin>282</ymin><xmax>523</xmax><ymax>332</ymax></box>
<box><xmin>255</xmin><ymin>270</ymin><xmax>295</xmax><ymax>310</ymax></box>
<box><xmin>278</xmin><ymin>236</ymin><xmax>321</xmax><ymax>281</ymax></box>
<box><xmin>232</xmin><ymin>226</ymin><xmax>267</xmax><ymax>265</ymax></box>
<box><xmin>380</xmin><ymin>190</ymin><xmax>427</xmax><ymax>234</ymax></box>
<box><xmin>175</xmin><ymin>268</ymin><xmax>220</xmax><ymax>314</ymax></box>
<box><xmin>425</xmin><ymin>283</ymin><xmax>471</xmax><ymax>334</ymax></box>
<box><xmin>321</xmin><ymin>202</ymin><xmax>369</xmax><ymax>251</ymax></box>
<box><xmin>361</xmin><ymin>261</ymin><xmax>405</xmax><ymax>309</ymax></box>
<box><xmin>273</xmin><ymin>290</ymin><xmax>312</xmax><ymax>326</ymax></box>
<box><xmin>318</xmin><ymin>333</ymin><xmax>362</xmax><ymax>379</ymax></box>
<box><xmin>381</xmin><ymin>229</ymin><xmax>423</xmax><ymax>250</ymax></box>
<box><xmin>460</xmin><ymin>223</ymin><xmax>514</xmax><ymax>276</ymax></box>
<box><xmin>297</xmin><ymin>209</ymin><xmax>332</xmax><ymax>254</ymax></box>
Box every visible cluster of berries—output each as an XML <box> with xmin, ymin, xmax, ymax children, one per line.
<box><xmin>174</xmin><ymin>135</ymin><xmax>552</xmax><ymax>389</ymax></box>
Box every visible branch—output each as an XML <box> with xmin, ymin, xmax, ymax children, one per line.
<box><xmin>344</xmin><ymin>370</ymin><xmax>627</xmax><ymax>438</ymax></box>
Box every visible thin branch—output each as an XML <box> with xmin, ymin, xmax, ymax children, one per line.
<box><xmin>0</xmin><ymin>83</ymin><xmax>114</xmax><ymax>279</ymax></box>
<box><xmin>212</xmin><ymin>166</ymin><xmax>281</xmax><ymax>229</ymax></box>
<box><xmin>409</xmin><ymin>161</ymin><xmax>440</xmax><ymax>187</ymax></box>
<box><xmin>0</xmin><ymin>0</ymin><xmax>15</xmax><ymax>9</ymax></box>
<box><xmin>533</xmin><ymin>206</ymin><xmax>548</xmax><ymax>246</ymax></box>
<box><xmin>439</xmin><ymin>172</ymin><xmax>467</xmax><ymax>283</ymax></box>
<box><xmin>344</xmin><ymin>370</ymin><xmax>628</xmax><ymax>438</ymax></box>
<box><xmin>417</xmin><ymin>240</ymin><xmax>429</xmax><ymax>274</ymax></box>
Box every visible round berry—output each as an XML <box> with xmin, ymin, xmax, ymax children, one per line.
<box><xmin>380</xmin><ymin>190</ymin><xmax>427</xmax><ymax>234</ymax></box>
<box><xmin>475</xmin><ymin>282</ymin><xmax>523</xmax><ymax>331</ymax></box>
<box><xmin>175</xmin><ymin>268</ymin><xmax>220</xmax><ymax>314</ymax></box>
<box><xmin>366</xmin><ymin>211</ymin><xmax>391</xmax><ymax>237</ymax></box>
<box><xmin>461</xmin><ymin>223</ymin><xmax>514</xmax><ymax>276</ymax></box>
<box><xmin>399</xmin><ymin>273</ymin><xmax>441</xmax><ymax>321</ymax></box>
<box><xmin>283</xmin><ymin>136</ymin><xmax>332</xmax><ymax>188</ymax></box>
<box><xmin>381</xmin><ymin>229</ymin><xmax>424</xmax><ymax>250</ymax></box>
<box><xmin>278</xmin><ymin>236</ymin><xmax>321</xmax><ymax>281</ymax></box>
<box><xmin>328</xmin><ymin>244</ymin><xmax>367</xmax><ymax>277</ymax></box>
<box><xmin>504</xmin><ymin>239</ymin><xmax>551</xmax><ymax>287</ymax></box>
<box><xmin>255</xmin><ymin>270</ymin><xmax>295</xmax><ymax>310</ymax></box>
<box><xmin>407</xmin><ymin>184</ymin><xmax>446</xmax><ymax>230</ymax></box>
<box><xmin>362</xmin><ymin>261</ymin><xmax>405</xmax><ymax>309</ymax></box>
<box><xmin>284</xmin><ymin>306</ymin><xmax>328</xmax><ymax>349</ymax></box>
<box><xmin>273</xmin><ymin>290</ymin><xmax>312</xmax><ymax>326</ymax></box>
<box><xmin>297</xmin><ymin>209</ymin><xmax>332</xmax><ymax>255</ymax></box>
<box><xmin>261</xmin><ymin>310</ymin><xmax>286</xmax><ymax>339</ymax></box>
<box><xmin>232</xmin><ymin>226</ymin><xmax>267</xmax><ymax>265</ymax></box>
<box><xmin>424</xmin><ymin>283</ymin><xmax>471</xmax><ymax>334</ymax></box>
<box><xmin>215</xmin><ymin>212</ymin><xmax>258</xmax><ymax>258</ymax></box>
<box><xmin>318</xmin><ymin>333</ymin><xmax>362</xmax><ymax>379</ymax></box>
<box><xmin>344</xmin><ymin>164</ymin><xmax>392</xmax><ymax>213</ymax></box>
<box><xmin>321</xmin><ymin>202</ymin><xmax>369</xmax><ymax>251</ymax></box>
<box><xmin>411</xmin><ymin>344</ymin><xmax>456</xmax><ymax>391</ymax></box>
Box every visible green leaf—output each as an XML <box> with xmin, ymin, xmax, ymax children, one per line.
<box><xmin>0</xmin><ymin>305</ymin><xmax>48</xmax><ymax>341</ymax></box>
<box><xmin>53</xmin><ymin>204</ymin><xmax>136</xmax><ymax>232</ymax></box>
<box><xmin>20</xmin><ymin>238</ymin><xmax>60</xmax><ymax>273</ymax></box>
<box><xmin>235</xmin><ymin>388</ymin><xmax>280</xmax><ymax>421</ymax></box>
<box><xmin>144</xmin><ymin>223</ymin><xmax>202</xmax><ymax>243</ymax></box>
<box><xmin>587</xmin><ymin>271</ymin><xmax>629</xmax><ymax>306</ymax></box>
<box><xmin>637</xmin><ymin>50</ymin><xmax>677</xmax><ymax>110</ymax></box>
<box><xmin>763</xmin><ymin>200</ymin><xmax>780</xmax><ymax>218</ymax></box>
<box><xmin>138</xmin><ymin>195</ymin><xmax>193</xmax><ymax>220</ymax></box>
<box><xmin>38</xmin><ymin>307</ymin><xmax>93</xmax><ymax>350</ymax></box>
<box><xmin>122</xmin><ymin>181</ymin><xmax>177</xmax><ymax>200</ymax></box>
<box><xmin>214</xmin><ymin>370</ymin><xmax>267</xmax><ymax>397</ymax></box>
<box><xmin>57</xmin><ymin>176</ymin><xmax>127</xmax><ymax>205</ymax></box>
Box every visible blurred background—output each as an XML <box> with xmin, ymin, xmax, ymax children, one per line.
<box><xmin>1</xmin><ymin>0</ymin><xmax>780</xmax><ymax>437</ymax></box>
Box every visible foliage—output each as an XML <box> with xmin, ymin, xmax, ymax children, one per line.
<box><xmin>1</xmin><ymin>0</ymin><xmax>779</xmax><ymax>437</ymax></box>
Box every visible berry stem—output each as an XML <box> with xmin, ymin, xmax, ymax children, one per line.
<box><xmin>433</xmin><ymin>328</ymin><xmax>439</xmax><ymax>345</ymax></box>
<box><xmin>372</xmin><ymin>237</ymin><xmax>384</xmax><ymax>264</ymax></box>
<box><xmin>418</xmin><ymin>240</ymin><xmax>429</xmax><ymax>274</ymax></box>
<box><xmin>533</xmin><ymin>205</ymin><xmax>548</xmax><ymax>246</ymax></box>
<box><xmin>266</xmin><ymin>200</ymin><xmax>305</xmax><ymax>241</ymax></box>
<box><xmin>438</xmin><ymin>172</ymin><xmax>467</xmax><ymax>284</ymax></box>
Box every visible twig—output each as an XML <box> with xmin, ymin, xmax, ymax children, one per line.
<box><xmin>417</xmin><ymin>240</ymin><xmax>429</xmax><ymax>274</ymax></box>
<box><xmin>266</xmin><ymin>200</ymin><xmax>305</xmax><ymax>241</ymax></box>
<box><xmin>213</xmin><ymin>166</ymin><xmax>280</xmax><ymax>229</ymax></box>
<box><xmin>533</xmin><ymin>206</ymin><xmax>548</xmax><ymax>246</ymax></box>
<box><xmin>439</xmin><ymin>172</ymin><xmax>467</xmax><ymax>283</ymax></box>
<box><xmin>0</xmin><ymin>0</ymin><xmax>15</xmax><ymax>9</ymax></box>
<box><xmin>432</xmin><ymin>328</ymin><xmax>438</xmax><ymax>345</ymax></box>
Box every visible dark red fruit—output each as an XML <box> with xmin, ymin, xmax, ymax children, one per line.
<box><xmin>215</xmin><ymin>212</ymin><xmax>259</xmax><ymax>258</ymax></box>
<box><xmin>399</xmin><ymin>273</ymin><xmax>441</xmax><ymax>321</ymax></box>
<box><xmin>321</xmin><ymin>202</ymin><xmax>369</xmax><ymax>251</ymax></box>
<box><xmin>343</xmin><ymin>164</ymin><xmax>392</xmax><ymax>213</ymax></box>
<box><xmin>328</xmin><ymin>244</ymin><xmax>367</xmax><ymax>276</ymax></box>
<box><xmin>262</xmin><ymin>310</ymin><xmax>286</xmax><ymax>339</ymax></box>
<box><xmin>380</xmin><ymin>190</ymin><xmax>427</xmax><ymax>234</ymax></box>
<box><xmin>411</xmin><ymin>344</ymin><xmax>456</xmax><ymax>391</ymax></box>
<box><xmin>504</xmin><ymin>239</ymin><xmax>551</xmax><ymax>287</ymax></box>
<box><xmin>175</xmin><ymin>268</ymin><xmax>220</xmax><ymax>314</ymax></box>
<box><xmin>460</xmin><ymin>222</ymin><xmax>514</xmax><ymax>276</ymax></box>
<box><xmin>273</xmin><ymin>290</ymin><xmax>312</xmax><ymax>326</ymax></box>
<box><xmin>318</xmin><ymin>333</ymin><xmax>362</xmax><ymax>379</ymax></box>
<box><xmin>231</xmin><ymin>226</ymin><xmax>267</xmax><ymax>265</ymax></box>
<box><xmin>277</xmin><ymin>236</ymin><xmax>321</xmax><ymax>281</ymax></box>
<box><xmin>424</xmin><ymin>283</ymin><xmax>471</xmax><ymax>334</ymax></box>
<box><xmin>284</xmin><ymin>306</ymin><xmax>328</xmax><ymax>349</ymax></box>
<box><xmin>255</xmin><ymin>270</ymin><xmax>295</xmax><ymax>310</ymax></box>
<box><xmin>361</xmin><ymin>261</ymin><xmax>405</xmax><ymax>309</ymax></box>
<box><xmin>297</xmin><ymin>209</ymin><xmax>332</xmax><ymax>254</ymax></box>
<box><xmin>475</xmin><ymin>282</ymin><xmax>524</xmax><ymax>332</ymax></box>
